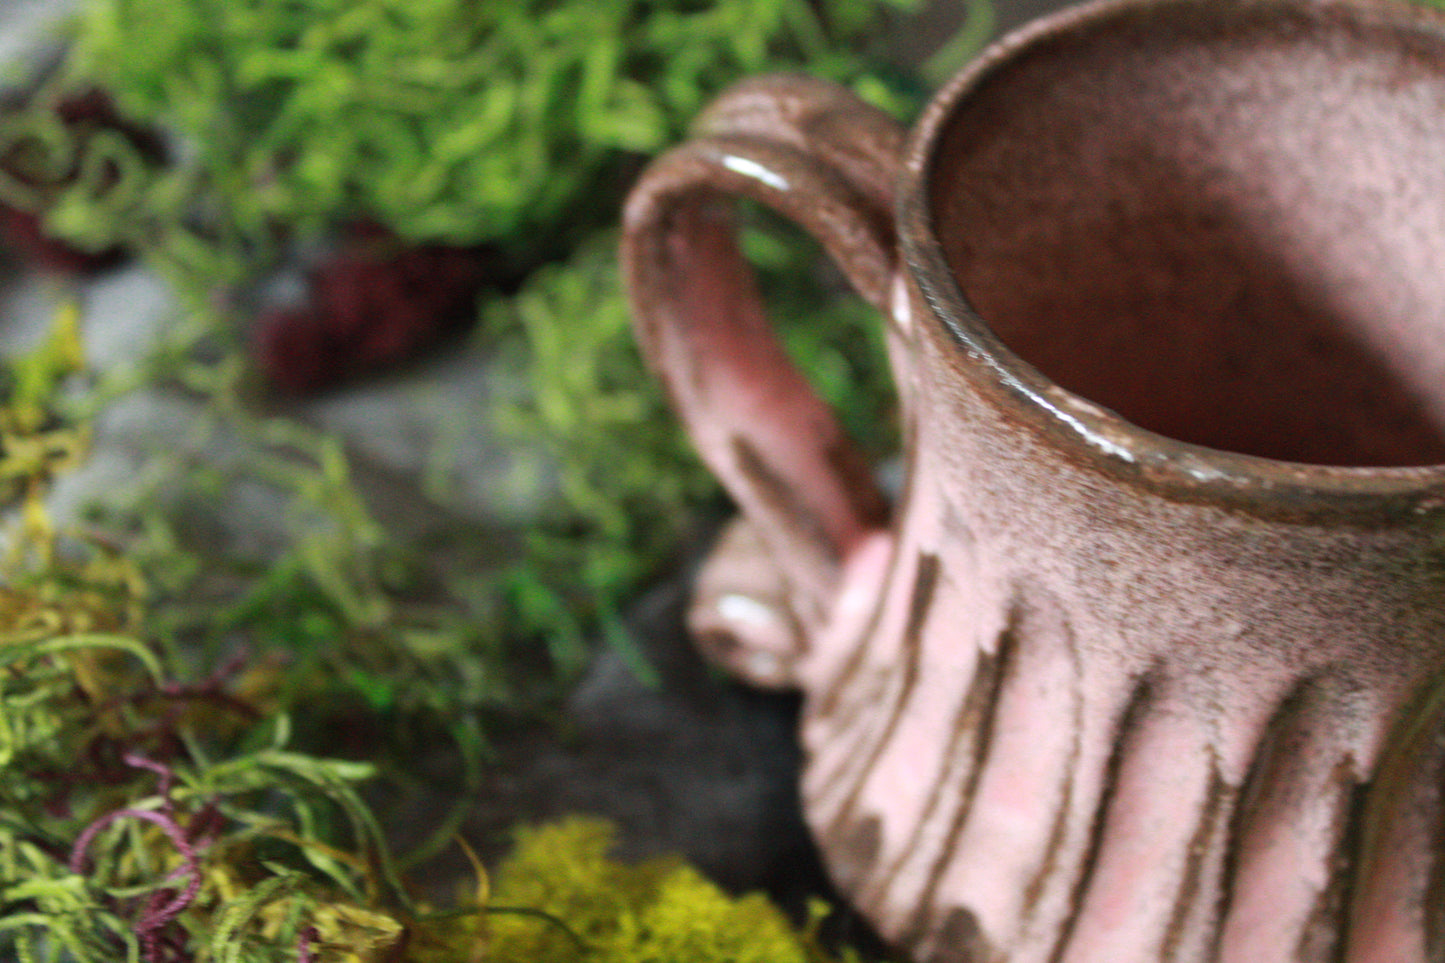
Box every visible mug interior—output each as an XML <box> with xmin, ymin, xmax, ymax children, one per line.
<box><xmin>928</xmin><ymin>0</ymin><xmax>1445</xmax><ymax>467</ymax></box>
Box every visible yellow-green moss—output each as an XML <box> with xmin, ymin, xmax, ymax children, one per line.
<box><xmin>482</xmin><ymin>818</ymin><xmax>860</xmax><ymax>963</ymax></box>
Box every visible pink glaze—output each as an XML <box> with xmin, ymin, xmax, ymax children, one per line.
<box><xmin>623</xmin><ymin>1</ymin><xmax>1445</xmax><ymax>959</ymax></box>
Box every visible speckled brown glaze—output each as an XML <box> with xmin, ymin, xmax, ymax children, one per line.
<box><xmin>621</xmin><ymin>1</ymin><xmax>1445</xmax><ymax>960</ymax></box>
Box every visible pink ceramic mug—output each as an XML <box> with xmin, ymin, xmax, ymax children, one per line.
<box><xmin>622</xmin><ymin>0</ymin><xmax>1445</xmax><ymax>959</ymax></box>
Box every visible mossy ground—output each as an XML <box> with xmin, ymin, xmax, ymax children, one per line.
<box><xmin>0</xmin><ymin>0</ymin><xmax>997</xmax><ymax>957</ymax></box>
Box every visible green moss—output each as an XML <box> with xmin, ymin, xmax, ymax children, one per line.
<box><xmin>0</xmin><ymin>485</ymin><xmax>877</xmax><ymax>960</ymax></box>
<box><xmin>0</xmin><ymin>0</ymin><xmax>984</xmax><ymax>686</ymax></box>
<box><xmin>480</xmin><ymin>232</ymin><xmax>719</xmax><ymax>675</ymax></box>
<box><xmin>483</xmin><ymin>818</ymin><xmax>873</xmax><ymax>963</ymax></box>
<box><xmin>0</xmin><ymin>301</ymin><xmax>90</xmax><ymax>507</ymax></box>
<box><xmin>615</xmin><ymin>867</ymin><xmax>815</xmax><ymax>962</ymax></box>
<box><xmin>482</xmin><ymin>222</ymin><xmax>898</xmax><ymax>681</ymax></box>
<box><xmin>0</xmin><ymin>0</ymin><xmax>1001</xmax><ymax>955</ymax></box>
<box><xmin>14</xmin><ymin>0</ymin><xmax>926</xmax><ymax>295</ymax></box>
<box><xmin>0</xmin><ymin>607</ymin><xmax>875</xmax><ymax>960</ymax></box>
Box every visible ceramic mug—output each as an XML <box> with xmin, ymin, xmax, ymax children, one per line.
<box><xmin>622</xmin><ymin>0</ymin><xmax>1445</xmax><ymax>959</ymax></box>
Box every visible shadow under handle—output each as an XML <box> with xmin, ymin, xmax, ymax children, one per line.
<box><xmin>621</xmin><ymin>75</ymin><xmax>903</xmax><ymax>634</ymax></box>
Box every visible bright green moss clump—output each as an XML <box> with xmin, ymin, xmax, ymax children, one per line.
<box><xmin>484</xmin><ymin>818</ymin><xmax>865</xmax><ymax>963</ymax></box>
<box><xmin>56</xmin><ymin>0</ymin><xmax>921</xmax><ymax>270</ymax></box>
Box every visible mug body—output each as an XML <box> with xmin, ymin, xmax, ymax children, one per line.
<box><xmin>623</xmin><ymin>0</ymin><xmax>1445</xmax><ymax>959</ymax></box>
<box><xmin>808</xmin><ymin>0</ymin><xmax>1445</xmax><ymax>959</ymax></box>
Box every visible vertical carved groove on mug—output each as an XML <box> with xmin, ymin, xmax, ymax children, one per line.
<box><xmin>1160</xmin><ymin>760</ymin><xmax>1229</xmax><ymax>963</ymax></box>
<box><xmin>1208</xmin><ymin>676</ymin><xmax>1363</xmax><ymax>963</ymax></box>
<box><xmin>828</xmin><ymin>552</ymin><xmax>941</xmax><ymax>837</ymax></box>
<box><xmin>1047</xmin><ymin>676</ymin><xmax>1156</xmax><ymax>963</ymax></box>
<box><xmin>926</xmin><ymin>907</ymin><xmax>994</xmax><ymax>963</ymax></box>
<box><xmin>1427</xmin><ymin>788</ymin><xmax>1445</xmax><ymax>963</ymax></box>
<box><xmin>829</xmin><ymin>814</ymin><xmax>883</xmax><ymax>895</ymax></box>
<box><xmin>1015</xmin><ymin>588</ymin><xmax>1084</xmax><ymax>930</ymax></box>
<box><xmin>1309</xmin><ymin>772</ymin><xmax>1367</xmax><ymax>963</ymax></box>
<box><xmin>812</xmin><ymin>555</ymin><xmax>897</xmax><ymax>732</ymax></box>
<box><xmin>904</xmin><ymin>613</ymin><xmax>1015</xmax><ymax>950</ymax></box>
<box><xmin>1209</xmin><ymin>683</ymin><xmax>1293</xmax><ymax>961</ymax></box>
<box><xmin>1020</xmin><ymin>737</ymin><xmax>1082</xmax><ymax>927</ymax></box>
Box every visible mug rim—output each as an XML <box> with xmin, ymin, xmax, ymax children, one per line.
<box><xmin>897</xmin><ymin>0</ymin><xmax>1445</xmax><ymax>523</ymax></box>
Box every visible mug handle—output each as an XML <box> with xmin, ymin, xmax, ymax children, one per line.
<box><xmin>622</xmin><ymin>75</ymin><xmax>903</xmax><ymax>657</ymax></box>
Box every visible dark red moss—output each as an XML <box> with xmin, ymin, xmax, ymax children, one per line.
<box><xmin>254</xmin><ymin>226</ymin><xmax>497</xmax><ymax>392</ymax></box>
